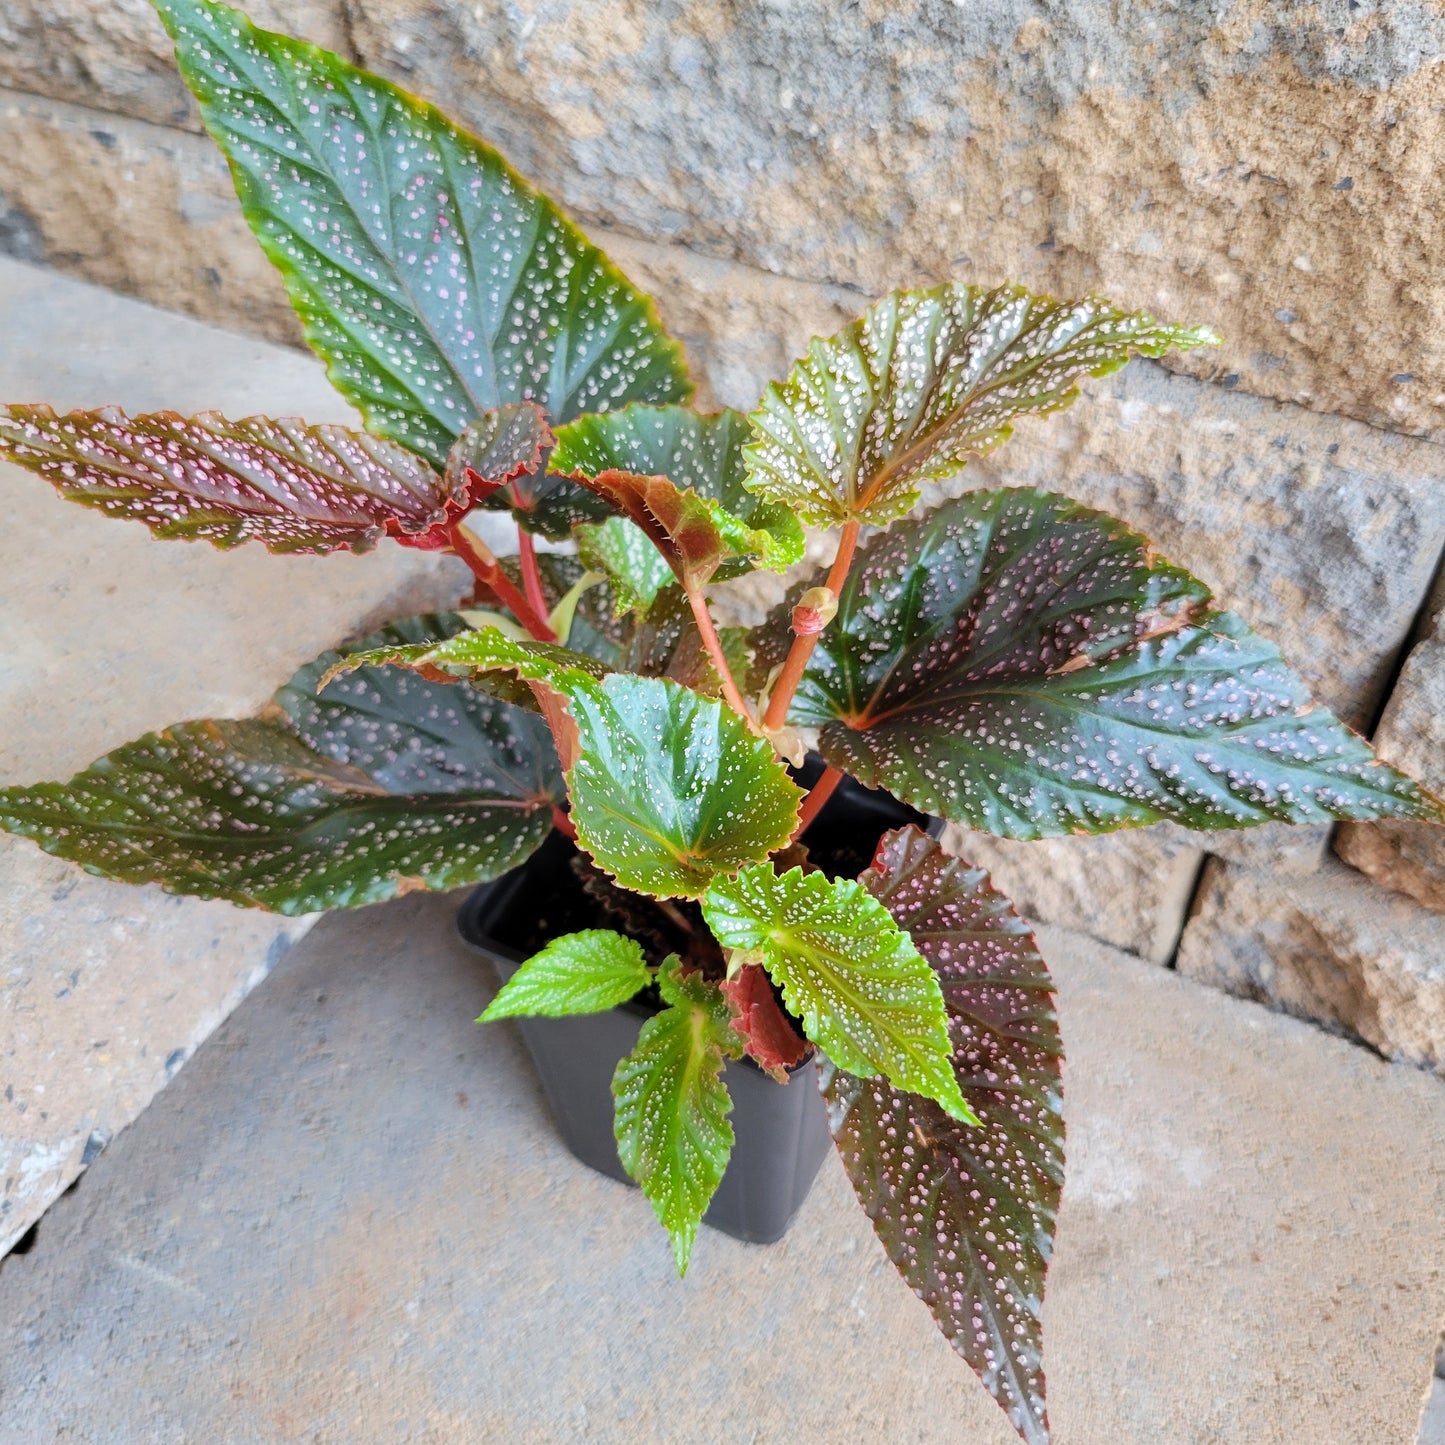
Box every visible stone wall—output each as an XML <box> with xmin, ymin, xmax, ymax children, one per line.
<box><xmin>1</xmin><ymin>0</ymin><xmax>1442</xmax><ymax>1069</ymax></box>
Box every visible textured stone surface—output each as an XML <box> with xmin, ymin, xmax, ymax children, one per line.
<box><xmin>0</xmin><ymin>256</ymin><xmax>471</xmax><ymax>1256</ymax></box>
<box><xmin>1177</xmin><ymin>858</ymin><xmax>1445</xmax><ymax>1074</ymax></box>
<box><xmin>0</xmin><ymin>0</ymin><xmax>350</xmax><ymax>128</ymax></box>
<box><xmin>1338</xmin><ymin>600</ymin><xmax>1445</xmax><ymax>913</ymax></box>
<box><xmin>346</xmin><ymin>0</ymin><xmax>1445</xmax><ymax>436</ymax></box>
<box><xmin>1</xmin><ymin>892</ymin><xmax>1442</xmax><ymax>1441</ymax></box>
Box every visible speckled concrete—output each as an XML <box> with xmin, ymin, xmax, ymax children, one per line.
<box><xmin>1</xmin><ymin>891</ymin><xmax>1441</xmax><ymax>1442</ymax></box>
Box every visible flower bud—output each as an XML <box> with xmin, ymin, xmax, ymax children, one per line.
<box><xmin>791</xmin><ymin>587</ymin><xmax>838</xmax><ymax>636</ymax></box>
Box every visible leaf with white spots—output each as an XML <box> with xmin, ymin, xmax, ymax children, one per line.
<box><xmin>154</xmin><ymin>0</ymin><xmax>691</xmax><ymax>470</ymax></box>
<box><xmin>480</xmin><ymin>930</ymin><xmax>651</xmax><ymax>1020</ymax></box>
<box><xmin>612</xmin><ymin>957</ymin><xmax>744</xmax><ymax>1275</ymax></box>
<box><xmin>0</xmin><ymin>616</ymin><xmax>563</xmax><ymax>912</ymax></box>
<box><xmin>549</xmin><ymin>405</ymin><xmax>804</xmax><ymax>570</ymax></box>
<box><xmin>338</xmin><ymin>626</ymin><xmax>804</xmax><ymax>898</ymax></box>
<box><xmin>442</xmin><ymin>401</ymin><xmax>554</xmax><ymax>508</ymax></box>
<box><xmin>759</xmin><ymin>488</ymin><xmax>1444</xmax><ymax>839</ymax></box>
<box><xmin>702</xmin><ymin>863</ymin><xmax>975</xmax><ymax>1121</ymax></box>
<box><xmin>0</xmin><ymin>404</ymin><xmax>468</xmax><ymax>553</ymax></box>
<box><xmin>822</xmin><ymin>826</ymin><xmax>1063</xmax><ymax>1445</ymax></box>
<box><xmin>575</xmin><ymin>514</ymin><xmax>677</xmax><ymax>615</ymax></box>
<box><xmin>744</xmin><ymin>282</ymin><xmax>1218</xmax><ymax>526</ymax></box>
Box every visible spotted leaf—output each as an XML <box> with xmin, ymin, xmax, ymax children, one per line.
<box><xmin>744</xmin><ymin>282</ymin><xmax>1218</xmax><ymax>526</ymax></box>
<box><xmin>0</xmin><ymin>616</ymin><xmax>562</xmax><ymax>912</ymax></box>
<box><xmin>549</xmin><ymin>405</ymin><xmax>804</xmax><ymax>572</ymax></box>
<box><xmin>442</xmin><ymin>401</ymin><xmax>554</xmax><ymax>510</ymax></box>
<box><xmin>480</xmin><ymin>930</ymin><xmax>651</xmax><ymax>1020</ymax></box>
<box><xmin>612</xmin><ymin>957</ymin><xmax>744</xmax><ymax>1275</ymax></box>
<box><xmin>575</xmin><ymin>514</ymin><xmax>677</xmax><ymax>615</ymax></box>
<box><xmin>759</xmin><ymin>488</ymin><xmax>1443</xmax><ymax>839</ymax></box>
<box><xmin>702</xmin><ymin>863</ymin><xmax>974</xmax><ymax>1121</ymax></box>
<box><xmin>0</xmin><ymin>404</ymin><xmax>465</xmax><ymax>553</ymax></box>
<box><xmin>154</xmin><ymin>0</ymin><xmax>690</xmax><ymax>470</ymax></box>
<box><xmin>822</xmin><ymin>826</ymin><xmax>1063</xmax><ymax>1445</ymax></box>
<box><xmin>339</xmin><ymin>627</ymin><xmax>803</xmax><ymax>898</ymax></box>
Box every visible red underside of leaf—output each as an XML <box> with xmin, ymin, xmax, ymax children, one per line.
<box><xmin>721</xmin><ymin>963</ymin><xmax>809</xmax><ymax>1080</ymax></box>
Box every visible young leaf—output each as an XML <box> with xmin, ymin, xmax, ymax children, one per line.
<box><xmin>442</xmin><ymin>402</ymin><xmax>555</xmax><ymax>505</ymax></box>
<box><xmin>336</xmin><ymin>627</ymin><xmax>803</xmax><ymax>898</ymax></box>
<box><xmin>551</xmin><ymin>405</ymin><xmax>804</xmax><ymax>575</ymax></box>
<box><xmin>612</xmin><ymin>958</ymin><xmax>744</xmax><ymax>1275</ymax></box>
<box><xmin>575</xmin><ymin>514</ymin><xmax>678</xmax><ymax>616</ymax></box>
<box><xmin>720</xmin><ymin>963</ymin><xmax>809</xmax><ymax>1080</ymax></box>
<box><xmin>761</xmin><ymin>488</ymin><xmax>1445</xmax><ymax>840</ymax></box>
<box><xmin>702</xmin><ymin>864</ymin><xmax>975</xmax><ymax>1121</ymax></box>
<box><xmin>0</xmin><ymin>405</ymin><xmax>467</xmax><ymax>553</ymax></box>
<box><xmin>153</xmin><ymin>0</ymin><xmax>690</xmax><ymax>469</ymax></box>
<box><xmin>480</xmin><ymin>930</ymin><xmax>651</xmax><ymax>1020</ymax></box>
<box><xmin>744</xmin><ymin>282</ymin><xmax>1218</xmax><ymax>527</ymax></box>
<box><xmin>823</xmin><ymin>826</ymin><xmax>1063</xmax><ymax>1445</ymax></box>
<box><xmin>0</xmin><ymin>616</ymin><xmax>562</xmax><ymax>912</ymax></box>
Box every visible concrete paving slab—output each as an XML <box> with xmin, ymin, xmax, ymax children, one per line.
<box><xmin>0</xmin><ymin>256</ymin><xmax>481</xmax><ymax>1253</ymax></box>
<box><xmin>1</xmin><ymin>892</ymin><xmax>1440</xmax><ymax>1442</ymax></box>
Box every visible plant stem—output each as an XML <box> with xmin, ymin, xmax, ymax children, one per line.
<box><xmin>762</xmin><ymin>519</ymin><xmax>860</xmax><ymax>733</ymax></box>
<box><xmin>448</xmin><ymin>523</ymin><xmax>557</xmax><ymax>642</ymax></box>
<box><xmin>516</xmin><ymin>523</ymin><xmax>551</xmax><ymax>626</ymax></box>
<box><xmin>792</xmin><ymin>764</ymin><xmax>844</xmax><ymax>838</ymax></box>
<box><xmin>686</xmin><ymin>585</ymin><xmax>752</xmax><ymax>720</ymax></box>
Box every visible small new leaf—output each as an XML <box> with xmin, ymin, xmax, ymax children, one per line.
<box><xmin>612</xmin><ymin>958</ymin><xmax>744</xmax><ymax>1275</ymax></box>
<box><xmin>442</xmin><ymin>402</ymin><xmax>555</xmax><ymax>511</ymax></box>
<box><xmin>481</xmin><ymin>930</ymin><xmax>651</xmax><ymax>1020</ymax></box>
<box><xmin>154</xmin><ymin>0</ymin><xmax>690</xmax><ymax>468</ymax></box>
<box><xmin>744</xmin><ymin>282</ymin><xmax>1218</xmax><ymax>526</ymax></box>
<box><xmin>0</xmin><ymin>405</ymin><xmax>463</xmax><ymax>553</ymax></box>
<box><xmin>702</xmin><ymin>864</ymin><xmax>975</xmax><ymax>1121</ymax></box>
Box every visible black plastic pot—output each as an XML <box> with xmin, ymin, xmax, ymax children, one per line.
<box><xmin>455</xmin><ymin>758</ymin><xmax>938</xmax><ymax>1246</ymax></box>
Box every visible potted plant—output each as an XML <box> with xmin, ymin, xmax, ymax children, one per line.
<box><xmin>1</xmin><ymin>3</ymin><xmax>1439</xmax><ymax>1439</ymax></box>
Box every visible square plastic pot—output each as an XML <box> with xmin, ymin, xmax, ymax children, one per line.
<box><xmin>455</xmin><ymin>760</ymin><xmax>938</xmax><ymax>1246</ymax></box>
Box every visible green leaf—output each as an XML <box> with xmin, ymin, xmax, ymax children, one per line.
<box><xmin>551</xmin><ymin>405</ymin><xmax>804</xmax><ymax>576</ymax></box>
<box><xmin>480</xmin><ymin>929</ymin><xmax>650</xmax><ymax>1020</ymax></box>
<box><xmin>0</xmin><ymin>404</ymin><xmax>466</xmax><ymax>553</ymax></box>
<box><xmin>760</xmin><ymin>488</ymin><xmax>1444</xmax><ymax>839</ymax></box>
<box><xmin>154</xmin><ymin>0</ymin><xmax>690</xmax><ymax>469</ymax></box>
<box><xmin>823</xmin><ymin>826</ymin><xmax>1063</xmax><ymax>1445</ymax></box>
<box><xmin>337</xmin><ymin>626</ymin><xmax>803</xmax><ymax>898</ymax></box>
<box><xmin>0</xmin><ymin>616</ymin><xmax>562</xmax><ymax>912</ymax></box>
<box><xmin>575</xmin><ymin>514</ymin><xmax>677</xmax><ymax>615</ymax></box>
<box><xmin>612</xmin><ymin>957</ymin><xmax>743</xmax><ymax>1274</ymax></box>
<box><xmin>744</xmin><ymin>282</ymin><xmax>1219</xmax><ymax>527</ymax></box>
<box><xmin>702</xmin><ymin>863</ymin><xmax>974</xmax><ymax>1121</ymax></box>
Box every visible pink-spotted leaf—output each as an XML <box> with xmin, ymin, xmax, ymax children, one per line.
<box><xmin>0</xmin><ymin>616</ymin><xmax>563</xmax><ymax>912</ymax></box>
<box><xmin>0</xmin><ymin>404</ymin><xmax>464</xmax><ymax>553</ymax></box>
<box><xmin>154</xmin><ymin>0</ymin><xmax>690</xmax><ymax>470</ymax></box>
<box><xmin>823</xmin><ymin>825</ymin><xmax>1063</xmax><ymax>1445</ymax></box>
<box><xmin>756</xmin><ymin>488</ymin><xmax>1443</xmax><ymax>839</ymax></box>
<box><xmin>744</xmin><ymin>282</ymin><xmax>1218</xmax><ymax>527</ymax></box>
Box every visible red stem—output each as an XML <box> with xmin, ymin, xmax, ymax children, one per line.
<box><xmin>762</xmin><ymin>519</ymin><xmax>860</xmax><ymax>733</ymax></box>
<box><xmin>792</xmin><ymin>764</ymin><xmax>844</xmax><ymax>839</ymax></box>
<box><xmin>686</xmin><ymin>585</ymin><xmax>752</xmax><ymax>721</ymax></box>
<box><xmin>448</xmin><ymin>524</ymin><xmax>557</xmax><ymax>642</ymax></box>
<box><xmin>516</xmin><ymin>524</ymin><xmax>551</xmax><ymax>627</ymax></box>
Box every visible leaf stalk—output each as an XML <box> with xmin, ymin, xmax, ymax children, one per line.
<box><xmin>449</xmin><ymin>523</ymin><xmax>558</xmax><ymax>642</ymax></box>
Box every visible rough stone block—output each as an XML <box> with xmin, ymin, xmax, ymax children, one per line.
<box><xmin>3</xmin><ymin>892</ymin><xmax>1443</xmax><ymax>1441</ymax></box>
<box><xmin>1177</xmin><ymin>857</ymin><xmax>1445</xmax><ymax>1074</ymax></box>
<box><xmin>0</xmin><ymin>256</ymin><xmax>470</xmax><ymax>1256</ymax></box>
<box><xmin>0</xmin><ymin>0</ymin><xmax>350</xmax><ymax>130</ymax></box>
<box><xmin>1337</xmin><ymin>602</ymin><xmax>1445</xmax><ymax>914</ymax></box>
<box><xmin>349</xmin><ymin>0</ymin><xmax>1445</xmax><ymax>436</ymax></box>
